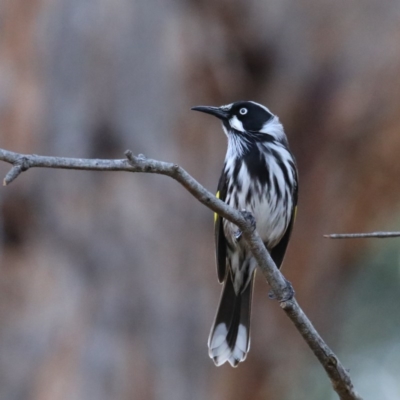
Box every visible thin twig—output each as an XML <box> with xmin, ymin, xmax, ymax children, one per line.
<box><xmin>0</xmin><ymin>147</ymin><xmax>362</xmax><ymax>400</ymax></box>
<box><xmin>3</xmin><ymin>156</ymin><xmax>29</xmax><ymax>185</ymax></box>
<box><xmin>325</xmin><ymin>232</ymin><xmax>400</xmax><ymax>239</ymax></box>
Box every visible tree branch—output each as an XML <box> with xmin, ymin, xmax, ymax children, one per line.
<box><xmin>325</xmin><ymin>232</ymin><xmax>400</xmax><ymax>239</ymax></box>
<box><xmin>0</xmin><ymin>147</ymin><xmax>362</xmax><ymax>400</ymax></box>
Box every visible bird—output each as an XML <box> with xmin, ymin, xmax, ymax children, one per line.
<box><xmin>191</xmin><ymin>101</ymin><xmax>298</xmax><ymax>367</ymax></box>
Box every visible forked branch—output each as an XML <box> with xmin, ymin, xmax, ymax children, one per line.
<box><xmin>0</xmin><ymin>147</ymin><xmax>362</xmax><ymax>400</ymax></box>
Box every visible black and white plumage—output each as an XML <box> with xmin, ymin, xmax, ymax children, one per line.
<box><xmin>192</xmin><ymin>101</ymin><xmax>298</xmax><ymax>367</ymax></box>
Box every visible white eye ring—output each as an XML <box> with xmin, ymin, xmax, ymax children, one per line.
<box><xmin>239</xmin><ymin>108</ymin><xmax>248</xmax><ymax>115</ymax></box>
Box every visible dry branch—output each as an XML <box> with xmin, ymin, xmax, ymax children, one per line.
<box><xmin>0</xmin><ymin>147</ymin><xmax>362</xmax><ymax>400</ymax></box>
<box><xmin>325</xmin><ymin>232</ymin><xmax>400</xmax><ymax>239</ymax></box>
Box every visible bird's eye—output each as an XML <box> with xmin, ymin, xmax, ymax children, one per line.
<box><xmin>239</xmin><ymin>108</ymin><xmax>248</xmax><ymax>115</ymax></box>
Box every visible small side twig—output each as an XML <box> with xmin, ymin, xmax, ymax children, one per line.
<box><xmin>324</xmin><ymin>232</ymin><xmax>400</xmax><ymax>239</ymax></box>
<box><xmin>3</xmin><ymin>156</ymin><xmax>30</xmax><ymax>186</ymax></box>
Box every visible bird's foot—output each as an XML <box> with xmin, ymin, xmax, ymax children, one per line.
<box><xmin>268</xmin><ymin>278</ymin><xmax>295</xmax><ymax>302</ymax></box>
<box><xmin>240</xmin><ymin>210</ymin><xmax>256</xmax><ymax>232</ymax></box>
<box><xmin>268</xmin><ymin>290</ymin><xmax>276</xmax><ymax>300</ymax></box>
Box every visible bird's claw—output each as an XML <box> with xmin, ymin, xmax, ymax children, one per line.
<box><xmin>240</xmin><ymin>210</ymin><xmax>256</xmax><ymax>232</ymax></box>
<box><xmin>268</xmin><ymin>278</ymin><xmax>295</xmax><ymax>302</ymax></box>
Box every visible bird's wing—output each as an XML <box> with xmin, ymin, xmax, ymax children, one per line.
<box><xmin>269</xmin><ymin>183</ymin><xmax>298</xmax><ymax>269</ymax></box>
<box><xmin>214</xmin><ymin>173</ymin><xmax>228</xmax><ymax>283</ymax></box>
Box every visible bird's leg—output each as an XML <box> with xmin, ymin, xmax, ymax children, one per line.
<box><xmin>268</xmin><ymin>278</ymin><xmax>295</xmax><ymax>301</ymax></box>
<box><xmin>235</xmin><ymin>210</ymin><xmax>256</xmax><ymax>241</ymax></box>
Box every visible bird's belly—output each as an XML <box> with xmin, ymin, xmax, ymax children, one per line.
<box><xmin>224</xmin><ymin>192</ymin><xmax>291</xmax><ymax>249</ymax></box>
<box><xmin>252</xmin><ymin>200</ymin><xmax>288</xmax><ymax>247</ymax></box>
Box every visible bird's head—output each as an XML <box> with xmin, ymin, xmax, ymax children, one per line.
<box><xmin>191</xmin><ymin>101</ymin><xmax>284</xmax><ymax>142</ymax></box>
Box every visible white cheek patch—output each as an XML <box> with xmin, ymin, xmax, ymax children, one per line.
<box><xmin>259</xmin><ymin>121</ymin><xmax>271</xmax><ymax>133</ymax></box>
<box><xmin>259</xmin><ymin>117</ymin><xmax>286</xmax><ymax>141</ymax></box>
<box><xmin>229</xmin><ymin>116</ymin><xmax>245</xmax><ymax>132</ymax></box>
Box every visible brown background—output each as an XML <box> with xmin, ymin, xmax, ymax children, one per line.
<box><xmin>1</xmin><ymin>1</ymin><xmax>400</xmax><ymax>399</ymax></box>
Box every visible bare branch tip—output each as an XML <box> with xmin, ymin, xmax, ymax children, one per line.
<box><xmin>125</xmin><ymin>151</ymin><xmax>147</xmax><ymax>167</ymax></box>
<box><xmin>324</xmin><ymin>231</ymin><xmax>400</xmax><ymax>239</ymax></box>
<box><xmin>3</xmin><ymin>164</ymin><xmax>24</xmax><ymax>186</ymax></box>
<box><xmin>124</xmin><ymin>150</ymin><xmax>133</xmax><ymax>159</ymax></box>
<box><xmin>125</xmin><ymin>150</ymin><xmax>139</xmax><ymax>167</ymax></box>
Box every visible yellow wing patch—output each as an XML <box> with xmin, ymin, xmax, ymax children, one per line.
<box><xmin>214</xmin><ymin>191</ymin><xmax>220</xmax><ymax>224</ymax></box>
<box><xmin>293</xmin><ymin>206</ymin><xmax>298</xmax><ymax>221</ymax></box>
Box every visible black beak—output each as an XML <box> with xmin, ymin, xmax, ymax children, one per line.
<box><xmin>191</xmin><ymin>106</ymin><xmax>229</xmax><ymax>120</ymax></box>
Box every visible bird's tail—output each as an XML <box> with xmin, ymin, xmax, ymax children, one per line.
<box><xmin>208</xmin><ymin>271</ymin><xmax>255</xmax><ymax>367</ymax></box>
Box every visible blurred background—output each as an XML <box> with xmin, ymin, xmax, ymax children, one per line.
<box><xmin>1</xmin><ymin>0</ymin><xmax>400</xmax><ymax>399</ymax></box>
